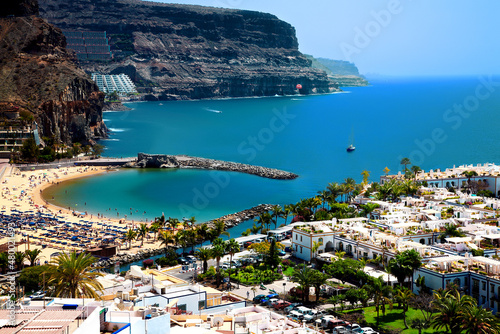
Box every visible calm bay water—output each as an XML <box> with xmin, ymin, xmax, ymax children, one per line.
<box><xmin>45</xmin><ymin>76</ymin><xmax>500</xmax><ymax>236</ymax></box>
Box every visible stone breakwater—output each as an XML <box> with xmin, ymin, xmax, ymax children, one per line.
<box><xmin>127</xmin><ymin>153</ymin><xmax>298</xmax><ymax>180</ymax></box>
<box><xmin>206</xmin><ymin>204</ymin><xmax>274</xmax><ymax>229</ymax></box>
<box><xmin>94</xmin><ymin>248</ymin><xmax>165</xmax><ymax>269</ymax></box>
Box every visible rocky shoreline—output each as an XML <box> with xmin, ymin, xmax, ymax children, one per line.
<box><xmin>126</xmin><ymin>153</ymin><xmax>298</xmax><ymax>180</ymax></box>
<box><xmin>206</xmin><ymin>204</ymin><xmax>274</xmax><ymax>229</ymax></box>
<box><xmin>103</xmin><ymin>101</ymin><xmax>132</xmax><ymax>111</ymax></box>
<box><xmin>95</xmin><ymin>247</ymin><xmax>165</xmax><ymax>269</ymax></box>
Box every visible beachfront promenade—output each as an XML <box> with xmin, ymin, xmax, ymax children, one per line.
<box><xmin>0</xmin><ymin>154</ymin><xmax>295</xmax><ymax>269</ymax></box>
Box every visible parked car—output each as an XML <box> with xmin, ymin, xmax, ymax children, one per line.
<box><xmin>244</xmin><ymin>241</ymin><xmax>253</xmax><ymax>248</ymax></box>
<box><xmin>278</xmin><ymin>250</ymin><xmax>286</xmax><ymax>256</ymax></box>
<box><xmin>346</xmin><ymin>324</ymin><xmax>361</xmax><ymax>332</ymax></box>
<box><xmin>178</xmin><ymin>257</ymin><xmax>189</xmax><ymax>265</ymax></box>
<box><xmin>273</xmin><ymin>300</ymin><xmax>291</xmax><ymax>310</ymax></box>
<box><xmin>186</xmin><ymin>255</ymin><xmax>197</xmax><ymax>262</ymax></box>
<box><xmin>253</xmin><ymin>294</ymin><xmax>267</xmax><ymax>303</ymax></box>
<box><xmin>267</xmin><ymin>298</ymin><xmax>280</xmax><ymax>307</ymax></box>
<box><xmin>360</xmin><ymin>327</ymin><xmax>379</xmax><ymax>334</ymax></box>
<box><xmin>289</xmin><ymin>310</ymin><xmax>304</xmax><ymax>320</ymax></box>
<box><xmin>285</xmin><ymin>246</ymin><xmax>292</xmax><ymax>252</ymax></box>
<box><xmin>332</xmin><ymin>326</ymin><xmax>348</xmax><ymax>334</ymax></box>
<box><xmin>316</xmin><ymin>315</ymin><xmax>335</xmax><ymax>328</ymax></box>
<box><xmin>296</xmin><ymin>306</ymin><xmax>313</xmax><ymax>321</ymax></box>
<box><xmin>325</xmin><ymin>319</ymin><xmax>350</xmax><ymax>331</ymax></box>
<box><xmin>284</xmin><ymin>303</ymin><xmax>302</xmax><ymax>313</ymax></box>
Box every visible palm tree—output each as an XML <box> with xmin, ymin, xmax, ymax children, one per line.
<box><xmin>395</xmin><ymin>287</ymin><xmax>415</xmax><ymax>329</ymax></box>
<box><xmin>255</xmin><ymin>212</ymin><xmax>272</xmax><ymax>231</ymax></box>
<box><xmin>283</xmin><ymin>204</ymin><xmax>293</xmax><ymax>225</ymax></box>
<box><xmin>195</xmin><ymin>247</ymin><xmax>212</xmax><ymax>273</ymax></box>
<box><xmin>460</xmin><ymin>305</ymin><xmax>500</xmax><ymax>334</ymax></box>
<box><xmin>0</xmin><ymin>252</ymin><xmax>8</xmax><ymax>273</ymax></box>
<box><xmin>462</xmin><ymin>170</ymin><xmax>478</xmax><ymax>194</ymax></box>
<box><xmin>271</xmin><ymin>205</ymin><xmax>283</xmax><ymax>229</ymax></box>
<box><xmin>343</xmin><ymin>177</ymin><xmax>357</xmax><ymax>202</ymax></box>
<box><xmin>175</xmin><ymin>229</ymin><xmax>188</xmax><ymax>254</ymax></box>
<box><xmin>411</xmin><ymin>165</ymin><xmax>422</xmax><ymax>180</ymax></box>
<box><xmin>157</xmin><ymin>229</ymin><xmax>174</xmax><ymax>251</ymax></box>
<box><xmin>196</xmin><ymin>223</ymin><xmax>210</xmax><ymax>244</ymax></box>
<box><xmin>310</xmin><ymin>269</ymin><xmax>328</xmax><ymax>302</ymax></box>
<box><xmin>166</xmin><ymin>217</ymin><xmax>180</xmax><ymax>231</ymax></box>
<box><xmin>251</xmin><ymin>285</ymin><xmax>257</xmax><ymax>298</ymax></box>
<box><xmin>211</xmin><ymin>238</ymin><xmax>227</xmax><ymax>287</ymax></box>
<box><xmin>137</xmin><ymin>223</ymin><xmax>149</xmax><ymax>246</ymax></box>
<box><xmin>154</xmin><ymin>214</ymin><xmax>166</xmax><ymax>228</ymax></box>
<box><xmin>360</xmin><ymin>202</ymin><xmax>380</xmax><ymax>219</ymax></box>
<box><xmin>361</xmin><ymin>170</ymin><xmax>370</xmax><ymax>186</ymax></box>
<box><xmin>311</xmin><ymin>240</ymin><xmax>323</xmax><ymax>261</ymax></box>
<box><xmin>14</xmin><ymin>251</ymin><xmax>26</xmax><ymax>271</ymax></box>
<box><xmin>149</xmin><ymin>222</ymin><xmax>160</xmax><ymax>241</ymax></box>
<box><xmin>185</xmin><ymin>228</ymin><xmax>198</xmax><ymax>253</ymax></box>
<box><xmin>431</xmin><ymin>289</ymin><xmax>475</xmax><ymax>333</ymax></box>
<box><xmin>400</xmin><ymin>157</ymin><xmax>411</xmax><ymax>173</ymax></box>
<box><xmin>440</xmin><ymin>223</ymin><xmax>465</xmax><ymax>243</ymax></box>
<box><xmin>226</xmin><ymin>239</ymin><xmax>240</xmax><ymax>287</ymax></box>
<box><xmin>125</xmin><ymin>228</ymin><xmax>137</xmax><ymax>249</ymax></box>
<box><xmin>367</xmin><ymin>276</ymin><xmax>393</xmax><ymax>326</ymax></box>
<box><xmin>291</xmin><ymin>264</ymin><xmax>314</xmax><ymax>303</ymax></box>
<box><xmin>25</xmin><ymin>249</ymin><xmax>42</xmax><ymax>266</ymax></box>
<box><xmin>250</xmin><ymin>223</ymin><xmax>261</xmax><ymax>235</ymax></box>
<box><xmin>387</xmin><ymin>249</ymin><xmax>422</xmax><ymax>288</ymax></box>
<box><xmin>327</xmin><ymin>182</ymin><xmax>341</xmax><ymax>203</ymax></box>
<box><xmin>44</xmin><ymin>251</ymin><xmax>104</xmax><ymax>299</ymax></box>
<box><xmin>212</xmin><ymin>219</ymin><xmax>229</xmax><ymax>239</ymax></box>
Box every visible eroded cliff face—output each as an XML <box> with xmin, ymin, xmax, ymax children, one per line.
<box><xmin>0</xmin><ymin>13</ymin><xmax>107</xmax><ymax>144</ymax></box>
<box><xmin>39</xmin><ymin>0</ymin><xmax>339</xmax><ymax>100</ymax></box>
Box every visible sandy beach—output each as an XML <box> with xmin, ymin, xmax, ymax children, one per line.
<box><xmin>0</xmin><ymin>163</ymin><xmax>166</xmax><ymax>264</ymax></box>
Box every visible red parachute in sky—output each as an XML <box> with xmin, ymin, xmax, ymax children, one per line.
<box><xmin>296</xmin><ymin>84</ymin><xmax>302</xmax><ymax>90</ymax></box>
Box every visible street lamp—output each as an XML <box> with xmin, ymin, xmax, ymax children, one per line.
<box><xmin>283</xmin><ymin>282</ymin><xmax>286</xmax><ymax>295</ymax></box>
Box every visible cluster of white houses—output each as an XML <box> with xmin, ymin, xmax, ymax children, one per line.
<box><xmin>288</xmin><ymin>163</ymin><xmax>500</xmax><ymax>314</ymax></box>
<box><xmin>1</xmin><ymin>265</ymin><xmax>313</xmax><ymax>334</ymax></box>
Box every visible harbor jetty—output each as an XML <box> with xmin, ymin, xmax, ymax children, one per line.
<box><xmin>206</xmin><ymin>203</ymin><xmax>274</xmax><ymax>229</ymax></box>
<box><xmin>127</xmin><ymin>153</ymin><xmax>298</xmax><ymax>180</ymax></box>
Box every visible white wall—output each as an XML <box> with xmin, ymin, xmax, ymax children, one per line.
<box><xmin>73</xmin><ymin>306</ymin><xmax>101</xmax><ymax>334</ymax></box>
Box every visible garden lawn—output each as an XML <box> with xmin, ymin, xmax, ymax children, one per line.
<box><xmin>361</xmin><ymin>306</ymin><xmax>444</xmax><ymax>334</ymax></box>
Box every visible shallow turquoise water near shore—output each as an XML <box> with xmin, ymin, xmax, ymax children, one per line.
<box><xmin>47</xmin><ymin>76</ymin><xmax>500</xmax><ymax>234</ymax></box>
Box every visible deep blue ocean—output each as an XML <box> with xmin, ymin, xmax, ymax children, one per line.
<box><xmin>45</xmin><ymin>76</ymin><xmax>500</xmax><ymax>237</ymax></box>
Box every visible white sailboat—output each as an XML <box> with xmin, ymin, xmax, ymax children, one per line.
<box><xmin>346</xmin><ymin>128</ymin><xmax>355</xmax><ymax>152</ymax></box>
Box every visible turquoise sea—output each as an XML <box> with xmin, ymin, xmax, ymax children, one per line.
<box><xmin>45</xmin><ymin>76</ymin><xmax>500</xmax><ymax>237</ymax></box>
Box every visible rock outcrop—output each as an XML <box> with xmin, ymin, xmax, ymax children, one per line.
<box><xmin>39</xmin><ymin>0</ymin><xmax>339</xmax><ymax>100</ymax></box>
<box><xmin>306</xmin><ymin>55</ymin><xmax>369</xmax><ymax>87</ymax></box>
<box><xmin>0</xmin><ymin>1</ymin><xmax>107</xmax><ymax>145</ymax></box>
<box><xmin>129</xmin><ymin>153</ymin><xmax>298</xmax><ymax>180</ymax></box>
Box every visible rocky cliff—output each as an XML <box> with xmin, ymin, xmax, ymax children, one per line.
<box><xmin>0</xmin><ymin>4</ymin><xmax>107</xmax><ymax>145</ymax></box>
<box><xmin>39</xmin><ymin>0</ymin><xmax>339</xmax><ymax>100</ymax></box>
<box><xmin>306</xmin><ymin>55</ymin><xmax>369</xmax><ymax>87</ymax></box>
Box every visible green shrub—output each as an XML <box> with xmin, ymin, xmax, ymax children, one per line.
<box><xmin>245</xmin><ymin>265</ymin><xmax>255</xmax><ymax>273</ymax></box>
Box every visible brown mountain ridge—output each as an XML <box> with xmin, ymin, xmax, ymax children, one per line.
<box><xmin>39</xmin><ymin>0</ymin><xmax>341</xmax><ymax>100</ymax></box>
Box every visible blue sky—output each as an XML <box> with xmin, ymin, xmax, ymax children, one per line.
<box><xmin>154</xmin><ymin>0</ymin><xmax>500</xmax><ymax>76</ymax></box>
